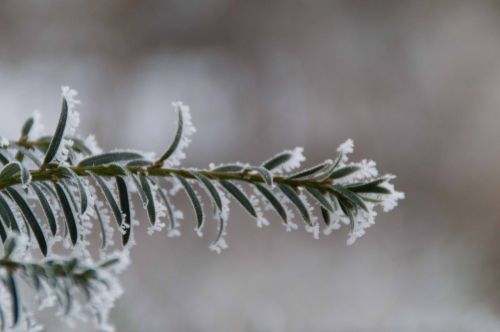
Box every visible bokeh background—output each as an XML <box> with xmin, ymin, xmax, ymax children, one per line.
<box><xmin>1</xmin><ymin>1</ymin><xmax>500</xmax><ymax>331</ymax></box>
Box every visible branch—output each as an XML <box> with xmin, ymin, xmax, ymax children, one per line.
<box><xmin>0</xmin><ymin>87</ymin><xmax>404</xmax><ymax>330</ymax></box>
<box><xmin>0</xmin><ymin>236</ymin><xmax>126</xmax><ymax>330</ymax></box>
<box><xmin>0</xmin><ymin>162</ymin><xmax>352</xmax><ymax>192</ymax></box>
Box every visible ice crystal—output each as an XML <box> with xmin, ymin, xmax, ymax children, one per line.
<box><xmin>268</xmin><ymin>147</ymin><xmax>305</xmax><ymax>173</ymax></box>
<box><xmin>28</xmin><ymin>110</ymin><xmax>44</xmax><ymax>140</ymax></box>
<box><xmin>164</xmin><ymin>102</ymin><xmax>196</xmax><ymax>167</ymax></box>
<box><xmin>379</xmin><ymin>177</ymin><xmax>406</xmax><ymax>212</ymax></box>
<box><xmin>54</xmin><ymin>86</ymin><xmax>81</xmax><ymax>164</ymax></box>
<box><xmin>83</xmin><ymin>134</ymin><xmax>102</xmax><ymax>155</ymax></box>
<box><xmin>337</xmin><ymin>138</ymin><xmax>354</xmax><ymax>164</ymax></box>
<box><xmin>0</xmin><ymin>136</ymin><xmax>9</xmax><ymax>147</ymax></box>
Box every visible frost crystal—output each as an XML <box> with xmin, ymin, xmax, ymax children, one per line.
<box><xmin>337</xmin><ymin>138</ymin><xmax>354</xmax><ymax>164</ymax></box>
<box><xmin>379</xmin><ymin>177</ymin><xmax>406</xmax><ymax>212</ymax></box>
<box><xmin>54</xmin><ymin>86</ymin><xmax>81</xmax><ymax>163</ymax></box>
<box><xmin>0</xmin><ymin>136</ymin><xmax>9</xmax><ymax>147</ymax></box>
<box><xmin>83</xmin><ymin>134</ymin><xmax>102</xmax><ymax>154</ymax></box>
<box><xmin>166</xmin><ymin>208</ymin><xmax>183</xmax><ymax>238</ymax></box>
<box><xmin>357</xmin><ymin>159</ymin><xmax>378</xmax><ymax>179</ymax></box>
<box><xmin>29</xmin><ymin>110</ymin><xmax>44</xmax><ymax>140</ymax></box>
<box><xmin>273</xmin><ymin>191</ymin><xmax>299</xmax><ymax>232</ymax></box>
<box><xmin>251</xmin><ymin>195</ymin><xmax>270</xmax><ymax>228</ymax></box>
<box><xmin>165</xmin><ymin>102</ymin><xmax>196</xmax><ymax>167</ymax></box>
<box><xmin>345</xmin><ymin>203</ymin><xmax>377</xmax><ymax>246</ymax></box>
<box><xmin>321</xmin><ymin>140</ymin><xmax>405</xmax><ymax>244</ymax></box>
<box><xmin>270</xmin><ymin>147</ymin><xmax>305</xmax><ymax>173</ymax></box>
<box><xmin>300</xmin><ymin>193</ymin><xmax>320</xmax><ymax>239</ymax></box>
<box><xmin>209</xmin><ymin>185</ymin><xmax>230</xmax><ymax>254</ymax></box>
<box><xmin>337</xmin><ymin>138</ymin><xmax>354</xmax><ymax>155</ymax></box>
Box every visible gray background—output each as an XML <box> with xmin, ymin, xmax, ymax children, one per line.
<box><xmin>1</xmin><ymin>1</ymin><xmax>499</xmax><ymax>331</ymax></box>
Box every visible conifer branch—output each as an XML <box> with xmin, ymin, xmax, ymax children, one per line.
<box><xmin>0</xmin><ymin>87</ymin><xmax>404</xmax><ymax>331</ymax></box>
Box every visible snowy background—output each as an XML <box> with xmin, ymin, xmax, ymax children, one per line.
<box><xmin>1</xmin><ymin>1</ymin><xmax>500</xmax><ymax>331</ymax></box>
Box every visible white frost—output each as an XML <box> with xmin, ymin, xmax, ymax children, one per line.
<box><xmin>379</xmin><ymin>177</ymin><xmax>406</xmax><ymax>212</ymax></box>
<box><xmin>165</xmin><ymin>102</ymin><xmax>196</xmax><ymax>167</ymax></box>
<box><xmin>337</xmin><ymin>138</ymin><xmax>354</xmax><ymax>164</ymax></box>
<box><xmin>54</xmin><ymin>86</ymin><xmax>81</xmax><ymax>163</ymax></box>
<box><xmin>268</xmin><ymin>147</ymin><xmax>305</xmax><ymax>174</ymax></box>
<box><xmin>0</xmin><ymin>136</ymin><xmax>9</xmax><ymax>147</ymax></box>
<box><xmin>345</xmin><ymin>203</ymin><xmax>378</xmax><ymax>245</ymax></box>
<box><xmin>29</xmin><ymin>110</ymin><xmax>44</xmax><ymax>140</ymax></box>
<box><xmin>84</xmin><ymin>134</ymin><xmax>102</xmax><ymax>154</ymax></box>
<box><xmin>337</xmin><ymin>138</ymin><xmax>354</xmax><ymax>155</ymax></box>
<box><xmin>250</xmin><ymin>195</ymin><xmax>270</xmax><ymax>228</ymax></box>
<box><xmin>322</xmin><ymin>140</ymin><xmax>405</xmax><ymax>244</ymax></box>
<box><xmin>300</xmin><ymin>192</ymin><xmax>320</xmax><ymax>239</ymax></box>
<box><xmin>209</xmin><ymin>185</ymin><xmax>230</xmax><ymax>253</ymax></box>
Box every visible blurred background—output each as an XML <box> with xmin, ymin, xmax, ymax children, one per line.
<box><xmin>1</xmin><ymin>1</ymin><xmax>500</xmax><ymax>331</ymax></box>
